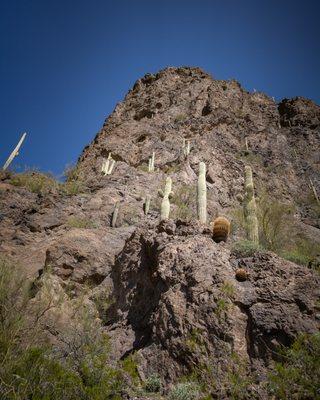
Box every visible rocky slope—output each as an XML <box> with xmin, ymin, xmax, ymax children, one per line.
<box><xmin>0</xmin><ymin>66</ymin><xmax>320</xmax><ymax>398</ymax></box>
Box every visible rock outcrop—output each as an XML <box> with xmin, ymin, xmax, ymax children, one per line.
<box><xmin>0</xmin><ymin>66</ymin><xmax>319</xmax><ymax>397</ymax></box>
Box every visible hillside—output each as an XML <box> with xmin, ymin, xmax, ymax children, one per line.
<box><xmin>0</xmin><ymin>67</ymin><xmax>319</xmax><ymax>399</ymax></box>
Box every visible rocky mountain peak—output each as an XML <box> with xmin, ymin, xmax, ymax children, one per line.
<box><xmin>0</xmin><ymin>66</ymin><xmax>319</xmax><ymax>398</ymax></box>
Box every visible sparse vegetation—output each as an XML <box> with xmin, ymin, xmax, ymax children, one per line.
<box><xmin>267</xmin><ymin>333</ymin><xmax>320</xmax><ymax>399</ymax></box>
<box><xmin>231</xmin><ymin>239</ymin><xmax>262</xmax><ymax>257</ymax></box>
<box><xmin>172</xmin><ymin>184</ymin><xmax>195</xmax><ymax>221</ymax></box>
<box><xmin>168</xmin><ymin>382</ymin><xmax>200</xmax><ymax>400</ymax></box>
<box><xmin>144</xmin><ymin>374</ymin><xmax>162</xmax><ymax>393</ymax></box>
<box><xmin>0</xmin><ymin>258</ymin><xmax>133</xmax><ymax>399</ymax></box>
<box><xmin>9</xmin><ymin>171</ymin><xmax>58</xmax><ymax>194</ymax></box>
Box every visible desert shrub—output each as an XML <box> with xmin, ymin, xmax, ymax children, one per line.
<box><xmin>256</xmin><ymin>193</ymin><xmax>295</xmax><ymax>252</ymax></box>
<box><xmin>144</xmin><ymin>374</ymin><xmax>161</xmax><ymax>393</ymax></box>
<box><xmin>231</xmin><ymin>239</ymin><xmax>262</xmax><ymax>257</ymax></box>
<box><xmin>267</xmin><ymin>333</ymin><xmax>320</xmax><ymax>399</ymax></box>
<box><xmin>60</xmin><ymin>164</ymin><xmax>86</xmax><ymax>196</ymax></box>
<box><xmin>9</xmin><ymin>171</ymin><xmax>58</xmax><ymax>194</ymax></box>
<box><xmin>281</xmin><ymin>236</ymin><xmax>320</xmax><ymax>268</ymax></box>
<box><xmin>169</xmin><ymin>382</ymin><xmax>200</xmax><ymax>400</ymax></box>
<box><xmin>66</xmin><ymin>216</ymin><xmax>98</xmax><ymax>229</ymax></box>
<box><xmin>0</xmin><ymin>259</ymin><xmax>126</xmax><ymax>399</ymax></box>
<box><xmin>172</xmin><ymin>185</ymin><xmax>196</xmax><ymax>221</ymax></box>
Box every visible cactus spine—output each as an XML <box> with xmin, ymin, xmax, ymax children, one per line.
<box><xmin>102</xmin><ymin>153</ymin><xmax>115</xmax><ymax>175</ymax></box>
<box><xmin>148</xmin><ymin>152</ymin><xmax>155</xmax><ymax>172</ymax></box>
<box><xmin>111</xmin><ymin>201</ymin><xmax>120</xmax><ymax>227</ymax></box>
<box><xmin>144</xmin><ymin>195</ymin><xmax>151</xmax><ymax>215</ymax></box>
<box><xmin>160</xmin><ymin>177</ymin><xmax>173</xmax><ymax>220</ymax></box>
<box><xmin>182</xmin><ymin>139</ymin><xmax>190</xmax><ymax>158</ymax></box>
<box><xmin>197</xmin><ymin>162</ymin><xmax>207</xmax><ymax>224</ymax></box>
<box><xmin>243</xmin><ymin>166</ymin><xmax>259</xmax><ymax>243</ymax></box>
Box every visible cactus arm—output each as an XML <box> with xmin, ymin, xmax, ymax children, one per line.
<box><xmin>3</xmin><ymin>132</ymin><xmax>27</xmax><ymax>170</ymax></box>
<box><xmin>197</xmin><ymin>162</ymin><xmax>207</xmax><ymax>224</ymax></box>
<box><xmin>243</xmin><ymin>165</ymin><xmax>259</xmax><ymax>243</ymax></box>
<box><xmin>148</xmin><ymin>151</ymin><xmax>155</xmax><ymax>172</ymax></box>
<box><xmin>107</xmin><ymin>159</ymin><xmax>116</xmax><ymax>175</ymax></box>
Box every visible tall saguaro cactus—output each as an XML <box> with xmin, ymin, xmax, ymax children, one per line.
<box><xmin>148</xmin><ymin>152</ymin><xmax>155</xmax><ymax>172</ymax></box>
<box><xmin>243</xmin><ymin>165</ymin><xmax>259</xmax><ymax>243</ymax></box>
<box><xmin>197</xmin><ymin>162</ymin><xmax>207</xmax><ymax>224</ymax></box>
<box><xmin>3</xmin><ymin>132</ymin><xmax>27</xmax><ymax>170</ymax></box>
<box><xmin>159</xmin><ymin>177</ymin><xmax>173</xmax><ymax>220</ymax></box>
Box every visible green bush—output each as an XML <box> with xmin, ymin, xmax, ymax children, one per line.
<box><xmin>144</xmin><ymin>374</ymin><xmax>161</xmax><ymax>393</ymax></box>
<box><xmin>268</xmin><ymin>333</ymin><xmax>320</xmax><ymax>399</ymax></box>
<box><xmin>231</xmin><ymin>239</ymin><xmax>262</xmax><ymax>257</ymax></box>
<box><xmin>0</xmin><ymin>259</ymin><xmax>126</xmax><ymax>399</ymax></box>
<box><xmin>168</xmin><ymin>382</ymin><xmax>200</xmax><ymax>400</ymax></box>
<box><xmin>256</xmin><ymin>194</ymin><xmax>295</xmax><ymax>252</ymax></box>
<box><xmin>9</xmin><ymin>171</ymin><xmax>58</xmax><ymax>194</ymax></box>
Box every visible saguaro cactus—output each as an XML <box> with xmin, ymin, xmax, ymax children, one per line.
<box><xmin>197</xmin><ymin>162</ymin><xmax>207</xmax><ymax>224</ymax></box>
<box><xmin>144</xmin><ymin>195</ymin><xmax>151</xmax><ymax>215</ymax></box>
<box><xmin>243</xmin><ymin>165</ymin><xmax>259</xmax><ymax>243</ymax></box>
<box><xmin>3</xmin><ymin>132</ymin><xmax>27</xmax><ymax>170</ymax></box>
<box><xmin>159</xmin><ymin>177</ymin><xmax>173</xmax><ymax>220</ymax></box>
<box><xmin>102</xmin><ymin>153</ymin><xmax>116</xmax><ymax>175</ymax></box>
<box><xmin>111</xmin><ymin>201</ymin><xmax>120</xmax><ymax>227</ymax></box>
<box><xmin>182</xmin><ymin>139</ymin><xmax>190</xmax><ymax>158</ymax></box>
<box><xmin>148</xmin><ymin>152</ymin><xmax>155</xmax><ymax>172</ymax></box>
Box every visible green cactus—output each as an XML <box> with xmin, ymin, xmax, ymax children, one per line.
<box><xmin>243</xmin><ymin>165</ymin><xmax>259</xmax><ymax>243</ymax></box>
<box><xmin>182</xmin><ymin>139</ymin><xmax>191</xmax><ymax>158</ymax></box>
<box><xmin>197</xmin><ymin>162</ymin><xmax>207</xmax><ymax>224</ymax></box>
<box><xmin>159</xmin><ymin>177</ymin><xmax>173</xmax><ymax>220</ymax></box>
<box><xmin>111</xmin><ymin>201</ymin><xmax>120</xmax><ymax>227</ymax></box>
<box><xmin>144</xmin><ymin>195</ymin><xmax>151</xmax><ymax>215</ymax></box>
<box><xmin>102</xmin><ymin>153</ymin><xmax>116</xmax><ymax>175</ymax></box>
<box><xmin>148</xmin><ymin>151</ymin><xmax>155</xmax><ymax>172</ymax></box>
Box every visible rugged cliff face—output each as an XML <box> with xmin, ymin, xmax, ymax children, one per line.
<box><xmin>0</xmin><ymin>67</ymin><xmax>319</xmax><ymax>398</ymax></box>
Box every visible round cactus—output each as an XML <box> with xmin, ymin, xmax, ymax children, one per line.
<box><xmin>212</xmin><ymin>216</ymin><xmax>230</xmax><ymax>243</ymax></box>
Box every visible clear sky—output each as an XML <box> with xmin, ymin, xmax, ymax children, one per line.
<box><xmin>1</xmin><ymin>0</ymin><xmax>319</xmax><ymax>177</ymax></box>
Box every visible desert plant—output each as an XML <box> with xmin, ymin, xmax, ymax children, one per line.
<box><xmin>148</xmin><ymin>151</ymin><xmax>155</xmax><ymax>172</ymax></box>
<box><xmin>197</xmin><ymin>162</ymin><xmax>207</xmax><ymax>224</ymax></box>
<box><xmin>101</xmin><ymin>153</ymin><xmax>116</xmax><ymax>175</ymax></box>
<box><xmin>231</xmin><ymin>239</ymin><xmax>262</xmax><ymax>257</ymax></box>
<box><xmin>172</xmin><ymin>185</ymin><xmax>195</xmax><ymax>221</ymax></box>
<box><xmin>10</xmin><ymin>171</ymin><xmax>58</xmax><ymax>194</ymax></box>
<box><xmin>267</xmin><ymin>333</ymin><xmax>320</xmax><ymax>399</ymax></box>
<box><xmin>144</xmin><ymin>374</ymin><xmax>161</xmax><ymax>393</ymax></box>
<box><xmin>159</xmin><ymin>177</ymin><xmax>173</xmax><ymax>220</ymax></box>
<box><xmin>212</xmin><ymin>217</ymin><xmax>231</xmax><ymax>243</ymax></box>
<box><xmin>257</xmin><ymin>193</ymin><xmax>294</xmax><ymax>251</ymax></box>
<box><xmin>169</xmin><ymin>382</ymin><xmax>200</xmax><ymax>400</ymax></box>
<box><xmin>182</xmin><ymin>139</ymin><xmax>190</xmax><ymax>158</ymax></box>
<box><xmin>2</xmin><ymin>132</ymin><xmax>27</xmax><ymax>171</ymax></box>
<box><xmin>243</xmin><ymin>166</ymin><xmax>259</xmax><ymax>243</ymax></box>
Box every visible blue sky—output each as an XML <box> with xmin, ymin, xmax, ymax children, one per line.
<box><xmin>1</xmin><ymin>0</ymin><xmax>319</xmax><ymax>177</ymax></box>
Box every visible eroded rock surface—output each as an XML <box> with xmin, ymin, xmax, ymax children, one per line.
<box><xmin>0</xmin><ymin>66</ymin><xmax>319</xmax><ymax>397</ymax></box>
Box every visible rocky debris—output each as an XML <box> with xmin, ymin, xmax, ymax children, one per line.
<box><xmin>105</xmin><ymin>220</ymin><xmax>319</xmax><ymax>396</ymax></box>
